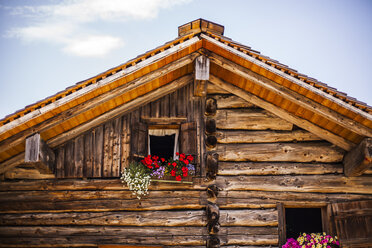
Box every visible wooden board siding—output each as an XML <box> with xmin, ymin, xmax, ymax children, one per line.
<box><xmin>206</xmin><ymin>87</ymin><xmax>372</xmax><ymax>247</ymax></box>
<box><xmin>52</xmin><ymin>83</ymin><xmax>198</xmax><ymax>179</ymax></box>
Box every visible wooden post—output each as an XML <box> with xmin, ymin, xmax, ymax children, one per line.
<box><xmin>194</xmin><ymin>55</ymin><xmax>209</xmax><ymax>96</ymax></box>
<box><xmin>206</xmin><ymin>152</ymin><xmax>219</xmax><ymax>180</ymax></box>
<box><xmin>277</xmin><ymin>202</ymin><xmax>286</xmax><ymax>247</ymax></box>
<box><xmin>25</xmin><ymin>133</ymin><xmax>55</xmax><ymax>174</ymax></box>
<box><xmin>343</xmin><ymin>138</ymin><xmax>372</xmax><ymax>176</ymax></box>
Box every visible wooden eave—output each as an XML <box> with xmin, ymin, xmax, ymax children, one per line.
<box><xmin>1</xmin><ymin>19</ymin><xmax>372</xmax><ymax>174</ymax></box>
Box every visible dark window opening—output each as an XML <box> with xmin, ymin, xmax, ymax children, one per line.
<box><xmin>286</xmin><ymin>208</ymin><xmax>323</xmax><ymax>239</ymax></box>
<box><xmin>149</xmin><ymin>134</ymin><xmax>175</xmax><ymax>160</ymax></box>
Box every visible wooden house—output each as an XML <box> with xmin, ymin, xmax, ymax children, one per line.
<box><xmin>0</xmin><ymin>19</ymin><xmax>371</xmax><ymax>248</ymax></box>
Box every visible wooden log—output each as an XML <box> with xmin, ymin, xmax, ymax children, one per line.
<box><xmin>343</xmin><ymin>138</ymin><xmax>372</xmax><ymax>177</ymax></box>
<box><xmin>206</xmin><ymin>202</ymin><xmax>220</xmax><ymax>234</ymax></box>
<box><xmin>216</xmin><ymin>175</ymin><xmax>372</xmax><ymax>194</ymax></box>
<box><xmin>0</xmin><ymin>191</ymin><xmax>206</xmax><ymax>213</ymax></box>
<box><xmin>206</xmin><ymin>98</ymin><xmax>217</xmax><ymax>116</ymax></box>
<box><xmin>194</xmin><ymin>80</ymin><xmax>207</xmax><ymax>97</ymax></box>
<box><xmin>214</xmin><ymin>95</ymin><xmax>255</xmax><ymax>109</ymax></box>
<box><xmin>218</xmin><ymin>162</ymin><xmax>343</xmax><ymax>176</ymax></box>
<box><xmin>207</xmin><ymin>184</ymin><xmax>219</xmax><ymax>199</ymax></box>
<box><xmin>0</xmin><ymin>226</ymin><xmax>206</xmax><ymax>246</ymax></box>
<box><xmin>208</xmin><ymin>74</ymin><xmax>354</xmax><ymax>151</ymax></box>
<box><xmin>24</xmin><ymin>133</ymin><xmax>55</xmax><ymax>174</ymax></box>
<box><xmin>215</xmin><ymin>109</ymin><xmax>293</xmax><ymax>131</ymax></box>
<box><xmin>216</xmin><ymin>130</ymin><xmax>321</xmax><ymax>144</ymax></box>
<box><xmin>205</xmin><ymin>118</ymin><xmax>216</xmax><ymax>135</ymax></box>
<box><xmin>0</xmin><ymin>210</ymin><xmax>206</xmax><ymax>226</ymax></box>
<box><xmin>207</xmin><ymin>83</ymin><xmax>229</xmax><ymax>95</ymax></box>
<box><xmin>206</xmin><ymin>135</ymin><xmax>217</xmax><ymax>148</ymax></box>
<box><xmin>216</xmin><ymin>190</ymin><xmax>372</xmax><ymax>209</ymax></box>
<box><xmin>216</xmin><ymin>143</ymin><xmax>344</xmax><ymax>163</ymax></box>
<box><xmin>0</xmin><ymin>178</ymin><xmax>207</xmax><ymax>192</ymax></box>
<box><xmin>207</xmin><ymin>235</ymin><xmax>220</xmax><ymax>248</ymax></box>
<box><xmin>207</xmin><ymin>152</ymin><xmax>219</xmax><ymax>180</ymax></box>
<box><xmin>4</xmin><ymin>167</ymin><xmax>55</xmax><ymax>180</ymax></box>
<box><xmin>220</xmin><ymin>209</ymin><xmax>278</xmax><ymax>226</ymax></box>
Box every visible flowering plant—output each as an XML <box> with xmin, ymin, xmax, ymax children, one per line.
<box><xmin>120</xmin><ymin>161</ymin><xmax>151</xmax><ymax>199</ymax></box>
<box><xmin>282</xmin><ymin>233</ymin><xmax>339</xmax><ymax>248</ymax></box>
<box><xmin>121</xmin><ymin>153</ymin><xmax>195</xmax><ymax>198</ymax></box>
<box><xmin>165</xmin><ymin>152</ymin><xmax>195</xmax><ymax>181</ymax></box>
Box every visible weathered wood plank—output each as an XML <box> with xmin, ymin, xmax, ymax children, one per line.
<box><xmin>84</xmin><ymin>131</ymin><xmax>93</xmax><ymax>177</ymax></box>
<box><xmin>214</xmin><ymin>95</ymin><xmax>255</xmax><ymax>109</ymax></box>
<box><xmin>215</xmin><ymin>109</ymin><xmax>293</xmax><ymax>130</ymax></box>
<box><xmin>111</xmin><ymin>118</ymin><xmax>121</xmax><ymax>177</ymax></box>
<box><xmin>24</xmin><ymin>133</ymin><xmax>55</xmax><ymax>174</ymax></box>
<box><xmin>218</xmin><ymin>162</ymin><xmax>343</xmax><ymax>175</ymax></box>
<box><xmin>93</xmin><ymin>126</ymin><xmax>104</xmax><ymax>177</ymax></box>
<box><xmin>55</xmin><ymin>146</ymin><xmax>64</xmax><ymax>178</ymax></box>
<box><xmin>220</xmin><ymin>209</ymin><xmax>278</xmax><ymax>226</ymax></box>
<box><xmin>195</xmin><ymin>56</ymin><xmax>210</xmax><ymax>80</ymax></box>
<box><xmin>0</xmin><ymin>210</ymin><xmax>206</xmax><ymax>226</ymax></box>
<box><xmin>64</xmin><ymin>140</ymin><xmax>74</xmax><ymax>178</ymax></box>
<box><xmin>216</xmin><ymin>130</ymin><xmax>321</xmax><ymax>144</ymax></box>
<box><xmin>120</xmin><ymin>116</ymin><xmax>130</xmax><ymax>169</ymax></box>
<box><xmin>216</xmin><ymin>175</ymin><xmax>372</xmax><ymax>194</ymax></box>
<box><xmin>344</xmin><ymin>138</ymin><xmax>372</xmax><ymax>177</ymax></box>
<box><xmin>216</xmin><ymin>143</ymin><xmax>344</xmax><ymax>163</ymax></box>
<box><xmin>103</xmin><ymin>121</ymin><xmax>113</xmax><ymax>177</ymax></box>
<box><xmin>74</xmin><ymin>135</ymin><xmax>84</xmax><ymax>178</ymax></box>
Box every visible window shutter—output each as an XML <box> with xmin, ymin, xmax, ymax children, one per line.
<box><xmin>329</xmin><ymin>200</ymin><xmax>372</xmax><ymax>247</ymax></box>
<box><xmin>180</xmin><ymin>122</ymin><xmax>197</xmax><ymax>157</ymax></box>
<box><xmin>130</xmin><ymin>122</ymin><xmax>148</xmax><ymax>160</ymax></box>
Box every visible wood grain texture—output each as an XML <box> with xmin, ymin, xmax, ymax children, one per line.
<box><xmin>216</xmin><ymin>142</ymin><xmax>344</xmax><ymax>163</ymax></box>
<box><xmin>216</xmin><ymin>175</ymin><xmax>372</xmax><ymax>194</ymax></box>
<box><xmin>216</xmin><ymin>130</ymin><xmax>321</xmax><ymax>144</ymax></box>
<box><xmin>215</xmin><ymin>109</ymin><xmax>293</xmax><ymax>130</ymax></box>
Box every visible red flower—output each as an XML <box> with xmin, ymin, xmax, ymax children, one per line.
<box><xmin>176</xmin><ymin>175</ymin><xmax>182</xmax><ymax>181</ymax></box>
<box><xmin>161</xmin><ymin>158</ymin><xmax>165</xmax><ymax>162</ymax></box>
<box><xmin>180</xmin><ymin>153</ymin><xmax>185</xmax><ymax>159</ymax></box>
<box><xmin>171</xmin><ymin>169</ymin><xmax>176</xmax><ymax>176</ymax></box>
<box><xmin>183</xmin><ymin>172</ymin><xmax>188</xmax><ymax>177</ymax></box>
<box><xmin>182</xmin><ymin>166</ymin><xmax>188</xmax><ymax>172</ymax></box>
<box><xmin>184</xmin><ymin>159</ymin><xmax>189</xmax><ymax>165</ymax></box>
<box><xmin>172</xmin><ymin>162</ymin><xmax>177</xmax><ymax>167</ymax></box>
<box><xmin>187</xmin><ymin>155</ymin><xmax>193</xmax><ymax>161</ymax></box>
<box><xmin>176</xmin><ymin>152</ymin><xmax>179</xmax><ymax>156</ymax></box>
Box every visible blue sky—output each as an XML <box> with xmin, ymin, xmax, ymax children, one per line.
<box><xmin>0</xmin><ymin>0</ymin><xmax>371</xmax><ymax>119</ymax></box>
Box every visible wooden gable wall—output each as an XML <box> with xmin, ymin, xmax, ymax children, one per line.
<box><xmin>51</xmin><ymin>82</ymin><xmax>200</xmax><ymax>179</ymax></box>
<box><xmin>205</xmin><ymin>82</ymin><xmax>372</xmax><ymax>247</ymax></box>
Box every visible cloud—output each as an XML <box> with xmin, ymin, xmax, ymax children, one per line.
<box><xmin>5</xmin><ymin>0</ymin><xmax>191</xmax><ymax>57</ymax></box>
<box><xmin>63</xmin><ymin>35</ymin><xmax>124</xmax><ymax>57</ymax></box>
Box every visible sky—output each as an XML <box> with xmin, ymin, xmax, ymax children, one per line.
<box><xmin>0</xmin><ymin>0</ymin><xmax>371</xmax><ymax>120</ymax></box>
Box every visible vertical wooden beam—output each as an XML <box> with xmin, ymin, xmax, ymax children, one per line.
<box><xmin>343</xmin><ymin>138</ymin><xmax>372</xmax><ymax>177</ymax></box>
<box><xmin>25</xmin><ymin>133</ymin><xmax>55</xmax><ymax>174</ymax></box>
<box><xmin>194</xmin><ymin>55</ymin><xmax>209</xmax><ymax>96</ymax></box>
<box><xmin>277</xmin><ymin>202</ymin><xmax>286</xmax><ymax>247</ymax></box>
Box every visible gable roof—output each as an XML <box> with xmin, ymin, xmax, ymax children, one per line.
<box><xmin>1</xmin><ymin>18</ymin><xmax>372</xmax><ymax>173</ymax></box>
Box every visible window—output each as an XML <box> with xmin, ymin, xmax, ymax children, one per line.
<box><xmin>285</xmin><ymin>208</ymin><xmax>323</xmax><ymax>239</ymax></box>
<box><xmin>278</xmin><ymin>204</ymin><xmax>329</xmax><ymax>246</ymax></box>
<box><xmin>148</xmin><ymin>128</ymin><xmax>179</xmax><ymax>160</ymax></box>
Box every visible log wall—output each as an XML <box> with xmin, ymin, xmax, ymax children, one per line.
<box><xmin>206</xmin><ymin>83</ymin><xmax>372</xmax><ymax>247</ymax></box>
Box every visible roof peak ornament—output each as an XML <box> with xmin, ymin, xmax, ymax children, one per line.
<box><xmin>178</xmin><ymin>18</ymin><xmax>224</xmax><ymax>37</ymax></box>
